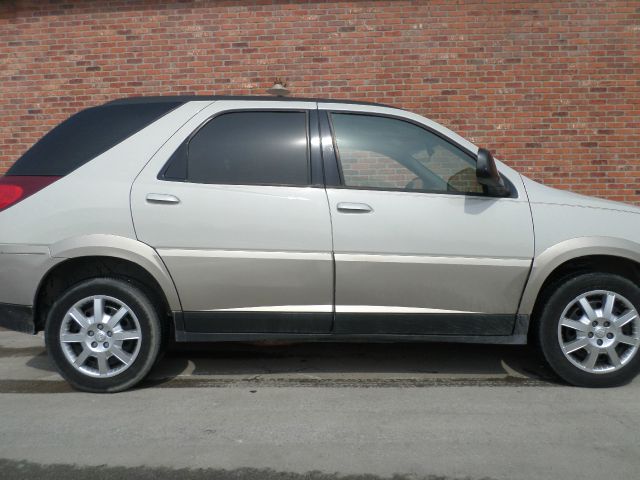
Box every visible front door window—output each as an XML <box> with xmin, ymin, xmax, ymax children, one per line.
<box><xmin>330</xmin><ymin>113</ymin><xmax>483</xmax><ymax>194</ymax></box>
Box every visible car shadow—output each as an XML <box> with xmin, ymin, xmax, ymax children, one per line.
<box><xmin>145</xmin><ymin>341</ymin><xmax>559</xmax><ymax>386</ymax></box>
<box><xmin>21</xmin><ymin>339</ymin><xmax>560</xmax><ymax>388</ymax></box>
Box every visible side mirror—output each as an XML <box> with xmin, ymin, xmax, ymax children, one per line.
<box><xmin>476</xmin><ymin>148</ymin><xmax>509</xmax><ymax>196</ymax></box>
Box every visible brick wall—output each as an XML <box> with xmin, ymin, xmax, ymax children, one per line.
<box><xmin>1</xmin><ymin>1</ymin><xmax>639</xmax><ymax>202</ymax></box>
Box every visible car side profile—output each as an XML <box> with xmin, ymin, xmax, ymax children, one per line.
<box><xmin>1</xmin><ymin>96</ymin><xmax>639</xmax><ymax>392</ymax></box>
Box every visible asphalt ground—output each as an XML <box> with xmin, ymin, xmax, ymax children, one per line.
<box><xmin>1</xmin><ymin>327</ymin><xmax>639</xmax><ymax>480</ymax></box>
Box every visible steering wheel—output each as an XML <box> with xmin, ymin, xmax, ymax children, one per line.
<box><xmin>405</xmin><ymin>177</ymin><xmax>423</xmax><ymax>190</ymax></box>
<box><xmin>405</xmin><ymin>175</ymin><xmax>460</xmax><ymax>193</ymax></box>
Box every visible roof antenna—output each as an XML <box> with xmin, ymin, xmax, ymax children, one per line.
<box><xmin>266</xmin><ymin>78</ymin><xmax>290</xmax><ymax>97</ymax></box>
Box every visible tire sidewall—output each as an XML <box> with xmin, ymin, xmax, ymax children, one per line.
<box><xmin>45</xmin><ymin>277</ymin><xmax>162</xmax><ymax>393</ymax></box>
<box><xmin>538</xmin><ymin>272</ymin><xmax>640</xmax><ymax>388</ymax></box>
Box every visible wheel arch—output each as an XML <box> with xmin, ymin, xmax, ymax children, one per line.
<box><xmin>34</xmin><ymin>235</ymin><xmax>182</xmax><ymax>332</ymax></box>
<box><xmin>520</xmin><ymin>236</ymin><xmax>640</xmax><ymax>325</ymax></box>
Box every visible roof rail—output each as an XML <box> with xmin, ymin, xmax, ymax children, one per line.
<box><xmin>105</xmin><ymin>95</ymin><xmax>392</xmax><ymax>108</ymax></box>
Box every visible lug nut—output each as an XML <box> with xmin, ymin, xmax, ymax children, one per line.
<box><xmin>604</xmin><ymin>321</ymin><xmax>610</xmax><ymax>327</ymax></box>
<box><xmin>607</xmin><ymin>333</ymin><xmax>614</xmax><ymax>339</ymax></box>
<box><xmin>588</xmin><ymin>332</ymin><xmax>594</xmax><ymax>338</ymax></box>
<box><xmin>91</xmin><ymin>342</ymin><xmax>98</xmax><ymax>348</ymax></box>
<box><xmin>592</xmin><ymin>321</ymin><xmax>598</xmax><ymax>327</ymax></box>
<box><xmin>597</xmin><ymin>339</ymin><xmax>603</xmax><ymax>346</ymax></box>
<box><xmin>107</xmin><ymin>331</ymin><xmax>113</xmax><ymax>337</ymax></box>
<box><xmin>97</xmin><ymin>324</ymin><xmax>104</xmax><ymax>330</ymax></box>
<box><xmin>103</xmin><ymin>342</ymin><xmax>109</xmax><ymax>348</ymax></box>
<box><xmin>88</xmin><ymin>331</ymin><xmax>94</xmax><ymax>337</ymax></box>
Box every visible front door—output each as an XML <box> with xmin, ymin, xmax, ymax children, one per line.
<box><xmin>131</xmin><ymin>101</ymin><xmax>334</xmax><ymax>334</ymax></box>
<box><xmin>322</xmin><ymin>107</ymin><xmax>534</xmax><ymax>336</ymax></box>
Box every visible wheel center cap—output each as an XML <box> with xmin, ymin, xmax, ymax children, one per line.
<box><xmin>95</xmin><ymin>331</ymin><xmax>106</xmax><ymax>342</ymax></box>
<box><xmin>594</xmin><ymin>326</ymin><xmax>607</xmax><ymax>339</ymax></box>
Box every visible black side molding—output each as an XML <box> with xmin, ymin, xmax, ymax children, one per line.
<box><xmin>173</xmin><ymin>331</ymin><xmax>529</xmax><ymax>345</ymax></box>
<box><xmin>0</xmin><ymin>303</ymin><xmax>35</xmax><ymax>334</ymax></box>
<box><xmin>172</xmin><ymin>311</ymin><xmax>529</xmax><ymax>345</ymax></box>
<box><xmin>334</xmin><ymin>313</ymin><xmax>515</xmax><ymax>336</ymax></box>
<box><xmin>182</xmin><ymin>311</ymin><xmax>333</xmax><ymax>335</ymax></box>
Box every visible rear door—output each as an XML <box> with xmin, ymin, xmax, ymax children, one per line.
<box><xmin>131</xmin><ymin>100</ymin><xmax>334</xmax><ymax>334</ymax></box>
<box><xmin>319</xmin><ymin>104</ymin><xmax>534</xmax><ymax>336</ymax></box>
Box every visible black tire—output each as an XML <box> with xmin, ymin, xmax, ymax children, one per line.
<box><xmin>536</xmin><ymin>272</ymin><xmax>640</xmax><ymax>388</ymax></box>
<box><xmin>45</xmin><ymin>277</ymin><xmax>162</xmax><ymax>393</ymax></box>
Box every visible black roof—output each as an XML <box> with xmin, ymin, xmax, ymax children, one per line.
<box><xmin>105</xmin><ymin>95</ymin><xmax>392</xmax><ymax>108</ymax></box>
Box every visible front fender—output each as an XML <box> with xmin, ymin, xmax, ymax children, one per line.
<box><xmin>519</xmin><ymin>236</ymin><xmax>640</xmax><ymax>315</ymax></box>
<box><xmin>48</xmin><ymin>234</ymin><xmax>182</xmax><ymax>311</ymax></box>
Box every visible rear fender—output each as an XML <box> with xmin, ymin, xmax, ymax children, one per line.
<box><xmin>48</xmin><ymin>234</ymin><xmax>182</xmax><ymax>311</ymax></box>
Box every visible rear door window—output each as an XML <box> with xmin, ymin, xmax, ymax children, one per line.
<box><xmin>185</xmin><ymin>111</ymin><xmax>309</xmax><ymax>186</ymax></box>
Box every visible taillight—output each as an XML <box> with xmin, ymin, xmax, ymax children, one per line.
<box><xmin>0</xmin><ymin>176</ymin><xmax>61</xmax><ymax>212</ymax></box>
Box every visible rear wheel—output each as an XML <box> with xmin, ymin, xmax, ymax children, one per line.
<box><xmin>45</xmin><ymin>278</ymin><xmax>162</xmax><ymax>393</ymax></box>
<box><xmin>536</xmin><ymin>272</ymin><xmax>640</xmax><ymax>387</ymax></box>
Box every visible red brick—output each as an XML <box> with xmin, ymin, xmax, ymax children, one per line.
<box><xmin>0</xmin><ymin>0</ymin><xmax>638</xmax><ymax>203</ymax></box>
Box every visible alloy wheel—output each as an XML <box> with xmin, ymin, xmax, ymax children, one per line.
<box><xmin>58</xmin><ymin>295</ymin><xmax>142</xmax><ymax>378</ymax></box>
<box><xmin>558</xmin><ymin>290</ymin><xmax>640</xmax><ymax>374</ymax></box>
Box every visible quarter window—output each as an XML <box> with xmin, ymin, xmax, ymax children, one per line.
<box><xmin>9</xmin><ymin>102</ymin><xmax>180</xmax><ymax>176</ymax></box>
<box><xmin>330</xmin><ymin>113</ymin><xmax>483</xmax><ymax>194</ymax></box>
<box><xmin>187</xmin><ymin>111</ymin><xmax>309</xmax><ymax>185</ymax></box>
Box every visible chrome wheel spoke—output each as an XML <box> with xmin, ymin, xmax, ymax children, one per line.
<box><xmin>560</xmin><ymin>318</ymin><xmax>589</xmax><ymax>333</ymax></box>
<box><xmin>618</xmin><ymin>335</ymin><xmax>638</xmax><ymax>347</ymax></box>
<box><xmin>73</xmin><ymin>348</ymin><xmax>90</xmax><ymax>367</ymax></box>
<box><xmin>93</xmin><ymin>298</ymin><xmax>105</xmax><ymax>324</ymax></box>
<box><xmin>562</xmin><ymin>337</ymin><xmax>589</xmax><ymax>354</ymax></box>
<box><xmin>614</xmin><ymin>311</ymin><xmax>637</xmax><ymax>328</ymax></box>
<box><xmin>606</xmin><ymin>346</ymin><xmax>622</xmax><ymax>368</ymax></box>
<box><xmin>583</xmin><ymin>348</ymin><xmax>598</xmax><ymax>370</ymax></box>
<box><xmin>602</xmin><ymin>293</ymin><xmax>616</xmax><ymax>319</ymax></box>
<box><xmin>68</xmin><ymin>308</ymin><xmax>90</xmax><ymax>329</ymax></box>
<box><xmin>578</xmin><ymin>297</ymin><xmax>597</xmax><ymax>321</ymax></box>
<box><xmin>106</xmin><ymin>307</ymin><xmax>128</xmax><ymax>330</ymax></box>
<box><xmin>110</xmin><ymin>345</ymin><xmax>133</xmax><ymax>366</ymax></box>
<box><xmin>60</xmin><ymin>332</ymin><xmax>85</xmax><ymax>343</ymax></box>
<box><xmin>112</xmin><ymin>329</ymin><xmax>140</xmax><ymax>341</ymax></box>
<box><xmin>96</xmin><ymin>352</ymin><xmax>109</xmax><ymax>375</ymax></box>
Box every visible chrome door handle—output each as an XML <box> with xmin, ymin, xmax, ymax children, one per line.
<box><xmin>146</xmin><ymin>193</ymin><xmax>180</xmax><ymax>204</ymax></box>
<box><xmin>336</xmin><ymin>202</ymin><xmax>373</xmax><ymax>213</ymax></box>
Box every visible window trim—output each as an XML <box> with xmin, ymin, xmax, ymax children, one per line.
<box><xmin>308</xmin><ymin>109</ymin><xmax>325</xmax><ymax>187</ymax></box>
<box><xmin>326</xmin><ymin>111</ymin><xmax>517</xmax><ymax>199</ymax></box>
<box><xmin>158</xmin><ymin>108</ymin><xmax>314</xmax><ymax>188</ymax></box>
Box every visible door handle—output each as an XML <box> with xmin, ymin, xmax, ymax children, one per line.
<box><xmin>146</xmin><ymin>193</ymin><xmax>180</xmax><ymax>204</ymax></box>
<box><xmin>336</xmin><ymin>202</ymin><xmax>373</xmax><ymax>213</ymax></box>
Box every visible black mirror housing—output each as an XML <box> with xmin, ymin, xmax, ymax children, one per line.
<box><xmin>476</xmin><ymin>148</ymin><xmax>509</xmax><ymax>196</ymax></box>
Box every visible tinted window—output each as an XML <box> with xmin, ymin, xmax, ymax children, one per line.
<box><xmin>331</xmin><ymin>113</ymin><xmax>483</xmax><ymax>194</ymax></box>
<box><xmin>187</xmin><ymin>111</ymin><xmax>309</xmax><ymax>185</ymax></box>
<box><xmin>8</xmin><ymin>103</ymin><xmax>180</xmax><ymax>176</ymax></box>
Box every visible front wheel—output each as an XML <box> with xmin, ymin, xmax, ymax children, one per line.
<box><xmin>536</xmin><ymin>272</ymin><xmax>640</xmax><ymax>387</ymax></box>
<box><xmin>45</xmin><ymin>278</ymin><xmax>162</xmax><ymax>393</ymax></box>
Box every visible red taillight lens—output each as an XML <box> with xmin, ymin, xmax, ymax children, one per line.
<box><xmin>0</xmin><ymin>176</ymin><xmax>61</xmax><ymax>212</ymax></box>
<box><xmin>0</xmin><ymin>184</ymin><xmax>23</xmax><ymax>210</ymax></box>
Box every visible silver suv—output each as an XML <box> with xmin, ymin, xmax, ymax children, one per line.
<box><xmin>1</xmin><ymin>96</ymin><xmax>639</xmax><ymax>392</ymax></box>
